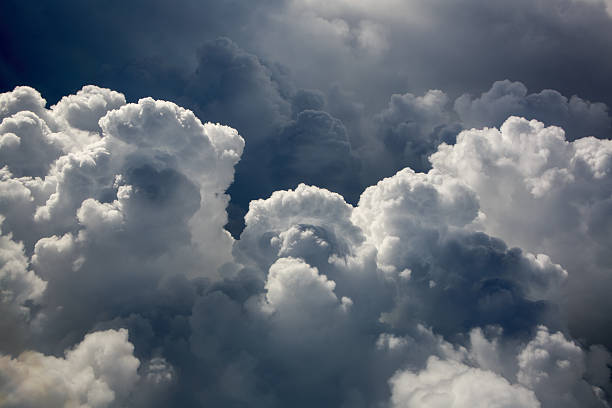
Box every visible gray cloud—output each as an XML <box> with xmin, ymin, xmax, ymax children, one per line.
<box><xmin>455</xmin><ymin>80</ymin><xmax>611</xmax><ymax>140</ymax></box>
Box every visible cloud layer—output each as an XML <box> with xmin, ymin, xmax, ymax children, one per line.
<box><xmin>0</xmin><ymin>85</ymin><xmax>610</xmax><ymax>407</ymax></box>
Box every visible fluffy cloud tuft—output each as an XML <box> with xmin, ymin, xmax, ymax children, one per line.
<box><xmin>0</xmin><ymin>329</ymin><xmax>139</xmax><ymax>408</ymax></box>
<box><xmin>390</xmin><ymin>356</ymin><xmax>541</xmax><ymax>408</ymax></box>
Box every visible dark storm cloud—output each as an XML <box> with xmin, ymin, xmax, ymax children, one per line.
<box><xmin>180</xmin><ymin>38</ymin><xmax>363</xmax><ymax>232</ymax></box>
<box><xmin>259</xmin><ymin>0</ymin><xmax>612</xmax><ymax>111</ymax></box>
<box><xmin>0</xmin><ymin>0</ymin><xmax>284</xmax><ymax>102</ymax></box>
<box><xmin>6</xmin><ymin>0</ymin><xmax>612</xmax><ymax>110</ymax></box>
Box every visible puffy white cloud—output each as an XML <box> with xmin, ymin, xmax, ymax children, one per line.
<box><xmin>52</xmin><ymin>85</ymin><xmax>126</xmax><ymax>133</ymax></box>
<box><xmin>390</xmin><ymin>325</ymin><xmax>611</xmax><ymax>408</ymax></box>
<box><xmin>0</xmin><ymin>329</ymin><xmax>139</xmax><ymax>408</ymax></box>
<box><xmin>0</xmin><ymin>111</ymin><xmax>62</xmax><ymax>178</ymax></box>
<box><xmin>430</xmin><ymin>116</ymin><xmax>612</xmax><ymax>345</ymax></box>
<box><xmin>141</xmin><ymin>357</ymin><xmax>175</xmax><ymax>385</ymax></box>
<box><xmin>390</xmin><ymin>356</ymin><xmax>541</xmax><ymax>408</ymax></box>
<box><xmin>0</xmin><ymin>85</ymin><xmax>245</xmax><ymax>364</ymax></box>
<box><xmin>22</xmin><ymin>91</ymin><xmax>244</xmax><ymax>275</ymax></box>
<box><xmin>237</xmin><ymin>183</ymin><xmax>362</xmax><ymax>271</ymax></box>
<box><xmin>0</xmin><ymin>87</ymin><xmax>49</xmax><ymax>123</ymax></box>
<box><xmin>99</xmin><ymin>97</ymin><xmax>244</xmax><ymax>270</ymax></box>
<box><xmin>0</xmin><ymin>217</ymin><xmax>46</xmax><ymax>309</ymax></box>
<box><xmin>518</xmin><ymin>326</ymin><xmax>608</xmax><ymax>407</ymax></box>
<box><xmin>353</xmin><ymin>167</ymin><xmax>566</xmax><ymax>306</ymax></box>
<box><xmin>263</xmin><ymin>257</ymin><xmax>351</xmax><ymax>317</ymax></box>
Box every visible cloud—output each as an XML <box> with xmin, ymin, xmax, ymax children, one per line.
<box><xmin>4</xmin><ymin>0</ymin><xmax>612</xmax><ymax>404</ymax></box>
<box><xmin>0</xmin><ymin>216</ymin><xmax>47</xmax><ymax>353</ymax></box>
<box><xmin>352</xmin><ymin>168</ymin><xmax>567</xmax><ymax>337</ymax></box>
<box><xmin>455</xmin><ymin>80</ymin><xmax>611</xmax><ymax>140</ymax></box>
<box><xmin>3</xmin><ymin>0</ymin><xmax>612</xmax><ymax>241</ymax></box>
<box><xmin>390</xmin><ymin>324</ymin><xmax>612</xmax><ymax>408</ymax></box>
<box><xmin>262</xmin><ymin>256</ymin><xmax>351</xmax><ymax>318</ymax></box>
<box><xmin>0</xmin><ymin>110</ymin><xmax>61</xmax><ymax>178</ymax></box>
<box><xmin>0</xmin><ymin>217</ymin><xmax>46</xmax><ymax>308</ymax></box>
<box><xmin>517</xmin><ymin>326</ymin><xmax>602</xmax><ymax>407</ymax></box>
<box><xmin>0</xmin><ymin>86</ymin><xmax>49</xmax><ymax>122</ymax></box>
<box><xmin>390</xmin><ymin>356</ymin><xmax>541</xmax><ymax>408</ymax></box>
<box><xmin>0</xmin><ymin>86</ymin><xmax>245</xmax><ymax>362</ymax></box>
<box><xmin>0</xmin><ymin>329</ymin><xmax>139</xmax><ymax>408</ymax></box>
<box><xmin>430</xmin><ymin>116</ymin><xmax>612</xmax><ymax>346</ymax></box>
<box><xmin>52</xmin><ymin>85</ymin><xmax>126</xmax><ymax>133</ymax></box>
<box><xmin>0</xmin><ymin>85</ymin><xmax>611</xmax><ymax>407</ymax></box>
<box><xmin>359</xmin><ymin>80</ymin><xmax>611</xmax><ymax>192</ymax></box>
<box><xmin>371</xmin><ymin>90</ymin><xmax>459</xmax><ymax>173</ymax></box>
<box><xmin>249</xmin><ymin>0</ymin><xmax>612</xmax><ymax>115</ymax></box>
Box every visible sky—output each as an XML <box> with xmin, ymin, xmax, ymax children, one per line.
<box><xmin>1</xmin><ymin>1</ymin><xmax>612</xmax><ymax>407</ymax></box>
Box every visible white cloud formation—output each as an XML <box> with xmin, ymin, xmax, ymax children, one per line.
<box><xmin>390</xmin><ymin>356</ymin><xmax>541</xmax><ymax>408</ymax></box>
<box><xmin>517</xmin><ymin>326</ymin><xmax>607</xmax><ymax>408</ymax></box>
<box><xmin>237</xmin><ymin>183</ymin><xmax>363</xmax><ymax>272</ymax></box>
<box><xmin>0</xmin><ymin>217</ymin><xmax>46</xmax><ymax>309</ymax></box>
<box><xmin>0</xmin><ymin>85</ymin><xmax>244</xmax><ymax>362</ymax></box>
<box><xmin>52</xmin><ymin>85</ymin><xmax>126</xmax><ymax>133</ymax></box>
<box><xmin>1</xmin><ymin>84</ymin><xmax>610</xmax><ymax>407</ymax></box>
<box><xmin>0</xmin><ymin>87</ymin><xmax>49</xmax><ymax>123</ymax></box>
<box><xmin>0</xmin><ymin>111</ymin><xmax>61</xmax><ymax>178</ymax></box>
<box><xmin>430</xmin><ymin>116</ymin><xmax>612</xmax><ymax>345</ymax></box>
<box><xmin>390</xmin><ymin>325</ymin><xmax>611</xmax><ymax>408</ymax></box>
<box><xmin>0</xmin><ymin>329</ymin><xmax>139</xmax><ymax>408</ymax></box>
<box><xmin>263</xmin><ymin>257</ymin><xmax>351</xmax><ymax>317</ymax></box>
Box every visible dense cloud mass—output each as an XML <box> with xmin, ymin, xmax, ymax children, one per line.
<box><xmin>0</xmin><ymin>85</ymin><xmax>610</xmax><ymax>407</ymax></box>
<box><xmin>2</xmin><ymin>0</ymin><xmax>612</xmax><ymax>406</ymax></box>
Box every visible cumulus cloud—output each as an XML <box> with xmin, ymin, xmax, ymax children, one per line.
<box><xmin>370</xmin><ymin>89</ymin><xmax>459</xmax><ymax>173</ymax></box>
<box><xmin>52</xmin><ymin>85</ymin><xmax>126</xmax><ymax>133</ymax></box>
<box><xmin>360</xmin><ymin>80</ymin><xmax>611</xmax><ymax>190</ymax></box>
<box><xmin>0</xmin><ymin>85</ymin><xmax>245</xmax><ymax>361</ymax></box>
<box><xmin>390</xmin><ymin>356</ymin><xmax>541</xmax><ymax>408</ymax></box>
<box><xmin>353</xmin><ymin>168</ymin><xmax>568</xmax><ymax>337</ymax></box>
<box><xmin>390</xmin><ymin>324</ymin><xmax>612</xmax><ymax>408</ymax></box>
<box><xmin>455</xmin><ymin>80</ymin><xmax>611</xmax><ymax>140</ymax></box>
<box><xmin>4</xmin><ymin>0</ymin><xmax>612</xmax><ymax>240</ymax></box>
<box><xmin>4</xmin><ymin>0</ymin><xmax>612</xmax><ymax>405</ymax></box>
<box><xmin>0</xmin><ymin>84</ymin><xmax>610</xmax><ymax>407</ymax></box>
<box><xmin>0</xmin><ymin>216</ymin><xmax>46</xmax><ymax>353</ymax></box>
<box><xmin>430</xmin><ymin>116</ymin><xmax>612</xmax><ymax>346</ymax></box>
<box><xmin>0</xmin><ymin>218</ymin><xmax>45</xmax><ymax>308</ymax></box>
<box><xmin>263</xmin><ymin>257</ymin><xmax>352</xmax><ymax>319</ymax></box>
<box><xmin>0</xmin><ymin>329</ymin><xmax>139</xmax><ymax>408</ymax></box>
